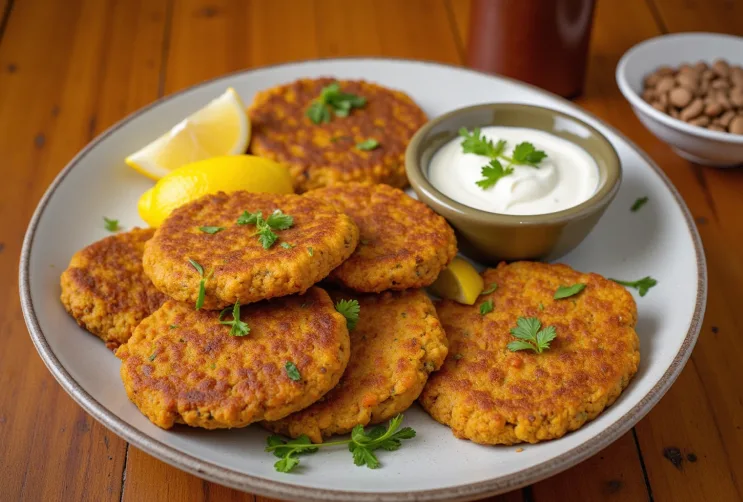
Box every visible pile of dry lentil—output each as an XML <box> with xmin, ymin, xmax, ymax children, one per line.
<box><xmin>642</xmin><ymin>59</ymin><xmax>743</xmax><ymax>135</ymax></box>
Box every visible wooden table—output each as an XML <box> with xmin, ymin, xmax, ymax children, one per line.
<box><xmin>2</xmin><ymin>0</ymin><xmax>742</xmax><ymax>501</ymax></box>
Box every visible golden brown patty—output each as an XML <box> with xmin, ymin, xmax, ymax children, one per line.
<box><xmin>248</xmin><ymin>78</ymin><xmax>427</xmax><ymax>192</ymax></box>
<box><xmin>116</xmin><ymin>287</ymin><xmax>350</xmax><ymax>429</ymax></box>
<box><xmin>143</xmin><ymin>191</ymin><xmax>359</xmax><ymax>309</ymax></box>
<box><xmin>60</xmin><ymin>228</ymin><xmax>167</xmax><ymax>350</ymax></box>
<box><xmin>263</xmin><ymin>289</ymin><xmax>448</xmax><ymax>442</ymax></box>
<box><xmin>420</xmin><ymin>262</ymin><xmax>640</xmax><ymax>445</ymax></box>
<box><xmin>306</xmin><ymin>183</ymin><xmax>457</xmax><ymax>292</ymax></box>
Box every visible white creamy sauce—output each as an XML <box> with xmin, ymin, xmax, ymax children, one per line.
<box><xmin>428</xmin><ymin>126</ymin><xmax>599</xmax><ymax>215</ymax></box>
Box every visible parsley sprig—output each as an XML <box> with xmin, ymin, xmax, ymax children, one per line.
<box><xmin>266</xmin><ymin>414</ymin><xmax>416</xmax><ymax>473</ymax></box>
<box><xmin>306</xmin><ymin>83</ymin><xmax>366</xmax><ymax>124</ymax></box>
<box><xmin>219</xmin><ymin>301</ymin><xmax>250</xmax><ymax>336</ymax></box>
<box><xmin>335</xmin><ymin>299</ymin><xmax>360</xmax><ymax>331</ymax></box>
<box><xmin>237</xmin><ymin>209</ymin><xmax>294</xmax><ymax>249</ymax></box>
<box><xmin>476</xmin><ymin>159</ymin><xmax>514</xmax><ymax>189</ymax></box>
<box><xmin>610</xmin><ymin>276</ymin><xmax>657</xmax><ymax>297</ymax></box>
<box><xmin>459</xmin><ymin>127</ymin><xmax>547</xmax><ymax>190</ymax></box>
<box><xmin>507</xmin><ymin>317</ymin><xmax>557</xmax><ymax>354</ymax></box>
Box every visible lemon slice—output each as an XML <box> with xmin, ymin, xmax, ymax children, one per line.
<box><xmin>126</xmin><ymin>88</ymin><xmax>250</xmax><ymax>180</ymax></box>
<box><xmin>428</xmin><ymin>257</ymin><xmax>484</xmax><ymax>305</ymax></box>
<box><xmin>139</xmin><ymin>155</ymin><xmax>293</xmax><ymax>227</ymax></box>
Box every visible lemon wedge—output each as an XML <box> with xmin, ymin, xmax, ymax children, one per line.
<box><xmin>126</xmin><ymin>88</ymin><xmax>250</xmax><ymax>180</ymax></box>
<box><xmin>138</xmin><ymin>155</ymin><xmax>293</xmax><ymax>227</ymax></box>
<box><xmin>428</xmin><ymin>257</ymin><xmax>484</xmax><ymax>305</ymax></box>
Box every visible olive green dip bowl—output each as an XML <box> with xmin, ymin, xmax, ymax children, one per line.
<box><xmin>405</xmin><ymin>103</ymin><xmax>621</xmax><ymax>264</ymax></box>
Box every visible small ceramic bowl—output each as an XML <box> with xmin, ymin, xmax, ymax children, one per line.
<box><xmin>616</xmin><ymin>32</ymin><xmax>743</xmax><ymax>167</ymax></box>
<box><xmin>405</xmin><ymin>103</ymin><xmax>621</xmax><ymax>264</ymax></box>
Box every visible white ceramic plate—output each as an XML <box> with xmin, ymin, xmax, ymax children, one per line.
<box><xmin>20</xmin><ymin>59</ymin><xmax>706</xmax><ymax>501</ymax></box>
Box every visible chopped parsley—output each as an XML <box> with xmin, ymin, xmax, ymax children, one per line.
<box><xmin>199</xmin><ymin>226</ymin><xmax>224</xmax><ymax>234</ymax></box>
<box><xmin>237</xmin><ymin>209</ymin><xmax>294</xmax><ymax>249</ymax></box>
<box><xmin>308</xmin><ymin>247</ymin><xmax>314</xmax><ymax>256</ymax></box>
<box><xmin>219</xmin><ymin>301</ymin><xmax>250</xmax><ymax>336</ymax></box>
<box><xmin>305</xmin><ymin>83</ymin><xmax>366</xmax><ymax>124</ymax></box>
<box><xmin>631</xmin><ymin>197</ymin><xmax>649</xmax><ymax>212</ymax></box>
<box><xmin>188</xmin><ymin>258</ymin><xmax>208</xmax><ymax>310</ymax></box>
<box><xmin>554</xmin><ymin>283</ymin><xmax>586</xmax><ymax>300</ymax></box>
<box><xmin>481</xmin><ymin>283</ymin><xmax>498</xmax><ymax>295</ymax></box>
<box><xmin>507</xmin><ymin>317</ymin><xmax>556</xmax><ymax>354</ymax></box>
<box><xmin>285</xmin><ymin>361</ymin><xmax>301</xmax><ymax>381</ymax></box>
<box><xmin>103</xmin><ymin>217</ymin><xmax>120</xmax><ymax>232</ymax></box>
<box><xmin>356</xmin><ymin>139</ymin><xmax>379</xmax><ymax>151</ymax></box>
<box><xmin>610</xmin><ymin>276</ymin><xmax>657</xmax><ymax>297</ymax></box>
<box><xmin>266</xmin><ymin>414</ymin><xmax>415</xmax><ymax>473</ymax></box>
<box><xmin>280</xmin><ymin>242</ymin><xmax>294</xmax><ymax>249</ymax></box>
<box><xmin>148</xmin><ymin>352</ymin><xmax>157</xmax><ymax>362</ymax></box>
<box><xmin>335</xmin><ymin>299</ymin><xmax>361</xmax><ymax>331</ymax></box>
<box><xmin>479</xmin><ymin>299</ymin><xmax>494</xmax><ymax>315</ymax></box>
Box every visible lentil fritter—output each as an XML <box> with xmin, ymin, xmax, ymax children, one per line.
<box><xmin>142</xmin><ymin>191</ymin><xmax>359</xmax><ymax>309</ymax></box>
<box><xmin>248</xmin><ymin>78</ymin><xmax>428</xmax><ymax>192</ymax></box>
<box><xmin>263</xmin><ymin>289</ymin><xmax>448</xmax><ymax>443</ymax></box>
<box><xmin>60</xmin><ymin>228</ymin><xmax>167</xmax><ymax>350</ymax></box>
<box><xmin>117</xmin><ymin>287</ymin><xmax>350</xmax><ymax>429</ymax></box>
<box><xmin>306</xmin><ymin>183</ymin><xmax>457</xmax><ymax>292</ymax></box>
<box><xmin>420</xmin><ymin>261</ymin><xmax>640</xmax><ymax>445</ymax></box>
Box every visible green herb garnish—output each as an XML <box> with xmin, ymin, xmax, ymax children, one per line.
<box><xmin>507</xmin><ymin>317</ymin><xmax>556</xmax><ymax>354</ymax></box>
<box><xmin>281</xmin><ymin>242</ymin><xmax>294</xmax><ymax>249</ymax></box>
<box><xmin>356</xmin><ymin>139</ymin><xmax>379</xmax><ymax>151</ymax></box>
<box><xmin>460</xmin><ymin>127</ymin><xmax>506</xmax><ymax>158</ymax></box>
<box><xmin>237</xmin><ymin>209</ymin><xmax>294</xmax><ymax>249</ymax></box>
<box><xmin>554</xmin><ymin>283</ymin><xmax>586</xmax><ymax>300</ymax></box>
<box><xmin>476</xmin><ymin>159</ymin><xmax>514</xmax><ymax>189</ymax></box>
<box><xmin>285</xmin><ymin>361</ymin><xmax>301</xmax><ymax>381</ymax></box>
<box><xmin>610</xmin><ymin>276</ymin><xmax>657</xmax><ymax>297</ymax></box>
<box><xmin>538</xmin><ymin>302</ymin><xmax>544</xmax><ymax>311</ymax></box>
<box><xmin>335</xmin><ymin>299</ymin><xmax>360</xmax><ymax>331</ymax></box>
<box><xmin>459</xmin><ymin>128</ymin><xmax>547</xmax><ymax>190</ymax></box>
<box><xmin>219</xmin><ymin>301</ymin><xmax>250</xmax><ymax>336</ymax></box>
<box><xmin>631</xmin><ymin>197</ymin><xmax>649</xmax><ymax>212</ymax></box>
<box><xmin>266</xmin><ymin>414</ymin><xmax>415</xmax><ymax>473</ymax></box>
<box><xmin>188</xmin><ymin>258</ymin><xmax>207</xmax><ymax>310</ymax></box>
<box><xmin>308</xmin><ymin>247</ymin><xmax>314</xmax><ymax>256</ymax></box>
<box><xmin>305</xmin><ymin>83</ymin><xmax>366</xmax><ymax>124</ymax></box>
<box><xmin>479</xmin><ymin>299</ymin><xmax>494</xmax><ymax>315</ymax></box>
<box><xmin>481</xmin><ymin>283</ymin><xmax>498</xmax><ymax>295</ymax></box>
<box><xmin>148</xmin><ymin>353</ymin><xmax>157</xmax><ymax>362</ymax></box>
<box><xmin>103</xmin><ymin>217</ymin><xmax>120</xmax><ymax>232</ymax></box>
<box><xmin>266</xmin><ymin>209</ymin><xmax>294</xmax><ymax>230</ymax></box>
<box><xmin>199</xmin><ymin>226</ymin><xmax>225</xmax><ymax>234</ymax></box>
<box><xmin>511</xmin><ymin>142</ymin><xmax>548</xmax><ymax>166</ymax></box>
<box><xmin>170</xmin><ymin>324</ymin><xmax>178</xmax><ymax>329</ymax></box>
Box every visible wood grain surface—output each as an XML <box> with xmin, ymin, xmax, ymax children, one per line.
<box><xmin>1</xmin><ymin>0</ymin><xmax>741</xmax><ymax>501</ymax></box>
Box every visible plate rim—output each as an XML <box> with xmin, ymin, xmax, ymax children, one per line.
<box><xmin>19</xmin><ymin>57</ymin><xmax>707</xmax><ymax>502</ymax></box>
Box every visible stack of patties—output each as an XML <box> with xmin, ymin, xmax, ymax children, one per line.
<box><xmin>263</xmin><ymin>183</ymin><xmax>457</xmax><ymax>441</ymax></box>
<box><xmin>60</xmin><ymin>185</ymin><xmax>457</xmax><ymax>435</ymax></box>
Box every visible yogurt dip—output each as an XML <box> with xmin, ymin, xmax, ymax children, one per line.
<box><xmin>428</xmin><ymin>126</ymin><xmax>599</xmax><ymax>215</ymax></box>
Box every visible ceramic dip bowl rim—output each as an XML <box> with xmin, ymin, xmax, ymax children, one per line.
<box><xmin>406</xmin><ymin>103</ymin><xmax>622</xmax><ymax>226</ymax></box>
